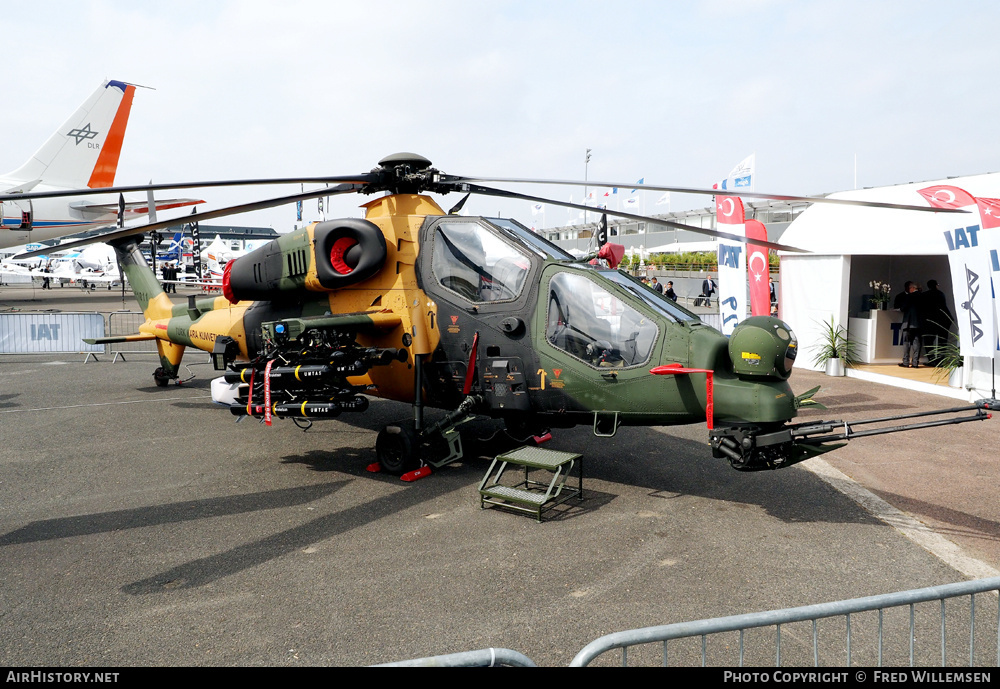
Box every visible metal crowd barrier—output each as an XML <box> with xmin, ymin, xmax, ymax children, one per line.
<box><xmin>107</xmin><ymin>310</ymin><xmax>157</xmax><ymax>358</ymax></box>
<box><xmin>699</xmin><ymin>312</ymin><xmax>721</xmax><ymax>331</ymax></box>
<box><xmin>378</xmin><ymin>577</ymin><xmax>1000</xmax><ymax>667</ymax></box>
<box><xmin>569</xmin><ymin>576</ymin><xmax>1000</xmax><ymax>667</ymax></box>
<box><xmin>0</xmin><ymin>312</ymin><xmax>105</xmax><ymax>354</ymax></box>
<box><xmin>375</xmin><ymin>648</ymin><xmax>537</xmax><ymax>667</ymax></box>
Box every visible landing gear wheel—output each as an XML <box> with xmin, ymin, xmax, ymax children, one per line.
<box><xmin>376</xmin><ymin>423</ymin><xmax>420</xmax><ymax>475</ymax></box>
<box><xmin>504</xmin><ymin>416</ymin><xmax>545</xmax><ymax>442</ymax></box>
<box><xmin>153</xmin><ymin>367</ymin><xmax>173</xmax><ymax>388</ymax></box>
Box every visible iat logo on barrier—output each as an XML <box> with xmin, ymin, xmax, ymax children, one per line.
<box><xmin>31</xmin><ymin>324</ymin><xmax>62</xmax><ymax>340</ymax></box>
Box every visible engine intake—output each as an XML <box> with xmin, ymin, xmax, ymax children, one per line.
<box><xmin>222</xmin><ymin>218</ymin><xmax>387</xmax><ymax>303</ymax></box>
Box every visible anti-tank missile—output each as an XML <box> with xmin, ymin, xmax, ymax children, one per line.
<box><xmin>231</xmin><ymin>395</ymin><xmax>370</xmax><ymax>419</ymax></box>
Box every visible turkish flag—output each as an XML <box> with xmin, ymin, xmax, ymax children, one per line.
<box><xmin>917</xmin><ymin>185</ymin><xmax>978</xmax><ymax>210</ymax></box>
<box><xmin>745</xmin><ymin>219</ymin><xmax>771</xmax><ymax>317</ymax></box>
<box><xmin>715</xmin><ymin>196</ymin><xmax>745</xmax><ymax>225</ymax></box>
<box><xmin>975</xmin><ymin>197</ymin><xmax>1000</xmax><ymax>229</ymax></box>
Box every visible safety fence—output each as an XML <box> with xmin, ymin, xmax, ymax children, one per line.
<box><xmin>0</xmin><ymin>311</ymin><xmax>157</xmax><ymax>357</ymax></box>
<box><xmin>107</xmin><ymin>311</ymin><xmax>157</xmax><ymax>355</ymax></box>
<box><xmin>376</xmin><ymin>648</ymin><xmax>537</xmax><ymax>667</ymax></box>
<box><xmin>571</xmin><ymin>576</ymin><xmax>1000</xmax><ymax>667</ymax></box>
<box><xmin>0</xmin><ymin>312</ymin><xmax>105</xmax><ymax>354</ymax></box>
<box><xmin>378</xmin><ymin>576</ymin><xmax>1000</xmax><ymax>667</ymax></box>
<box><xmin>699</xmin><ymin>312</ymin><xmax>721</xmax><ymax>331</ymax></box>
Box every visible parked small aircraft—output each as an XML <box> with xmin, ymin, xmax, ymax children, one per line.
<box><xmin>0</xmin><ymin>80</ymin><xmax>202</xmax><ymax>250</ymax></box>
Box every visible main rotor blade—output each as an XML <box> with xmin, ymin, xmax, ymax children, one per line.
<box><xmin>0</xmin><ymin>175</ymin><xmax>377</xmax><ymax>202</ymax></box>
<box><xmin>16</xmin><ymin>184</ymin><xmax>362</xmax><ymax>258</ymax></box>
<box><xmin>447</xmin><ymin>175</ymin><xmax>970</xmax><ymax>214</ymax></box>
<box><xmin>465</xmin><ymin>184</ymin><xmax>808</xmax><ymax>253</ymax></box>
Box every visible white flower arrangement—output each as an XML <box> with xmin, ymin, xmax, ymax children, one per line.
<box><xmin>869</xmin><ymin>280</ymin><xmax>891</xmax><ymax>308</ymax></box>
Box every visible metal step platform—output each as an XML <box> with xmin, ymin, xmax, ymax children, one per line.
<box><xmin>478</xmin><ymin>446</ymin><xmax>583</xmax><ymax>522</ymax></box>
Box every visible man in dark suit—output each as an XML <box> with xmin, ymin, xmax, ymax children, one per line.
<box><xmin>699</xmin><ymin>276</ymin><xmax>716</xmax><ymax>307</ymax></box>
<box><xmin>921</xmin><ymin>279</ymin><xmax>954</xmax><ymax>365</ymax></box>
<box><xmin>894</xmin><ymin>281</ymin><xmax>922</xmax><ymax>367</ymax></box>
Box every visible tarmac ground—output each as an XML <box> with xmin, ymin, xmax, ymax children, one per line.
<box><xmin>1</xmin><ymin>284</ymin><xmax>997</xmax><ymax>667</ymax></box>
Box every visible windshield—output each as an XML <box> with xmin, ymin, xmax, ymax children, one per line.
<box><xmin>484</xmin><ymin>218</ymin><xmax>574</xmax><ymax>261</ymax></box>
<box><xmin>431</xmin><ymin>221</ymin><xmax>532</xmax><ymax>303</ymax></box>
<box><xmin>546</xmin><ymin>271</ymin><xmax>659</xmax><ymax>368</ymax></box>
<box><xmin>602</xmin><ymin>270</ymin><xmax>701</xmax><ymax>323</ymax></box>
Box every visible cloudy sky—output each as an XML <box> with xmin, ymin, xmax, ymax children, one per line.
<box><xmin>4</xmin><ymin>1</ymin><xmax>998</xmax><ymax>231</ymax></box>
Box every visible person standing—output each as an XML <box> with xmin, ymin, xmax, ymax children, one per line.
<box><xmin>921</xmin><ymin>279</ymin><xmax>954</xmax><ymax>365</ymax></box>
<box><xmin>894</xmin><ymin>281</ymin><xmax>922</xmax><ymax>368</ymax></box>
<box><xmin>651</xmin><ymin>277</ymin><xmax>663</xmax><ymax>294</ymax></box>
<box><xmin>700</xmin><ymin>275</ymin><xmax>716</xmax><ymax>307</ymax></box>
<box><xmin>665</xmin><ymin>280</ymin><xmax>677</xmax><ymax>302</ymax></box>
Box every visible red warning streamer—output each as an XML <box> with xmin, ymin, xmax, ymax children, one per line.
<box><xmin>264</xmin><ymin>359</ymin><xmax>274</xmax><ymax>426</ymax></box>
<box><xmin>650</xmin><ymin>363</ymin><xmax>715</xmax><ymax>429</ymax></box>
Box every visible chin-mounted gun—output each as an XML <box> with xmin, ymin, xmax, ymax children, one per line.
<box><xmin>711</xmin><ymin>399</ymin><xmax>995</xmax><ymax>471</ymax></box>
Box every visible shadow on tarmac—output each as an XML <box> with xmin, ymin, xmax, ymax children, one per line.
<box><xmin>872</xmin><ymin>489</ymin><xmax>1000</xmax><ymax>547</ymax></box>
<box><xmin>0</xmin><ymin>481</ymin><xmax>350</xmax><ymax>547</ymax></box>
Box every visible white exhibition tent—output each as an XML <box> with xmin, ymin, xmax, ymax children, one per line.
<box><xmin>778</xmin><ymin>172</ymin><xmax>1000</xmax><ymax>399</ymax></box>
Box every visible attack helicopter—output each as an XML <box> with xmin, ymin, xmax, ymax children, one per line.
<box><xmin>16</xmin><ymin>153</ymin><xmax>995</xmax><ymax>477</ymax></box>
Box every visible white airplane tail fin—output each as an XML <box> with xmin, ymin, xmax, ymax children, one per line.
<box><xmin>6</xmin><ymin>80</ymin><xmax>136</xmax><ymax>190</ymax></box>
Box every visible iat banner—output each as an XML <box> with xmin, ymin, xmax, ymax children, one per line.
<box><xmin>715</xmin><ymin>195</ymin><xmax>747</xmax><ymax>336</ymax></box>
<box><xmin>917</xmin><ymin>185</ymin><xmax>997</xmax><ymax>357</ymax></box>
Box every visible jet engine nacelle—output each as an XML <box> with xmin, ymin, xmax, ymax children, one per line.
<box><xmin>223</xmin><ymin>218</ymin><xmax>387</xmax><ymax>303</ymax></box>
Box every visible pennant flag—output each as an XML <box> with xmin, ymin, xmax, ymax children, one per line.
<box><xmin>630</xmin><ymin>179</ymin><xmax>644</xmax><ymax>194</ymax></box>
<box><xmin>715</xmin><ymin>196</ymin><xmax>747</xmax><ymax>336</ymax></box>
<box><xmin>918</xmin><ymin>185</ymin><xmax>996</xmax><ymax>357</ymax></box>
<box><xmin>716</xmin><ymin>154</ymin><xmax>755</xmax><ymax>192</ymax></box>
<box><xmin>745</xmin><ymin>219</ymin><xmax>771</xmax><ymax>317</ymax></box>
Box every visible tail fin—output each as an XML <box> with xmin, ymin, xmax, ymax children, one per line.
<box><xmin>6</xmin><ymin>80</ymin><xmax>136</xmax><ymax>189</ymax></box>
<box><xmin>164</xmin><ymin>231</ymin><xmax>184</xmax><ymax>262</ymax></box>
<box><xmin>109</xmin><ymin>236</ymin><xmax>174</xmax><ymax>320</ymax></box>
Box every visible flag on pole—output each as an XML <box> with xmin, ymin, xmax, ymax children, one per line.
<box><xmin>918</xmin><ymin>185</ymin><xmax>996</xmax><ymax>357</ymax></box>
<box><xmin>655</xmin><ymin>192</ymin><xmax>671</xmax><ymax>206</ymax></box>
<box><xmin>716</xmin><ymin>154</ymin><xmax>755</xmax><ymax>191</ymax></box>
<box><xmin>715</xmin><ymin>195</ymin><xmax>747</xmax><ymax>336</ymax></box>
<box><xmin>745</xmin><ymin>219</ymin><xmax>771</xmax><ymax>317</ymax></box>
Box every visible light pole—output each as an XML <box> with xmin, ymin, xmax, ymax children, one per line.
<box><xmin>584</xmin><ymin>148</ymin><xmax>592</xmax><ymax>225</ymax></box>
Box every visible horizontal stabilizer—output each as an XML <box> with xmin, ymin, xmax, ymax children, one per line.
<box><xmin>83</xmin><ymin>333</ymin><xmax>156</xmax><ymax>345</ymax></box>
<box><xmin>70</xmin><ymin>198</ymin><xmax>204</xmax><ymax>215</ymax></box>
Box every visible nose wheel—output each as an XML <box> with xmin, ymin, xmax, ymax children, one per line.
<box><xmin>375</xmin><ymin>422</ymin><xmax>420</xmax><ymax>475</ymax></box>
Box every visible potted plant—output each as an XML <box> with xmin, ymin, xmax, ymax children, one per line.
<box><xmin>811</xmin><ymin>317</ymin><xmax>862</xmax><ymax>376</ymax></box>
<box><xmin>928</xmin><ymin>336</ymin><xmax>964</xmax><ymax>388</ymax></box>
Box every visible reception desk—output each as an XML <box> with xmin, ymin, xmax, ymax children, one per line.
<box><xmin>848</xmin><ymin>310</ymin><xmax>912</xmax><ymax>364</ymax></box>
